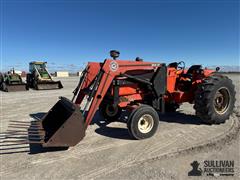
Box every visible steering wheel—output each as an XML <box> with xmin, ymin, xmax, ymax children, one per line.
<box><xmin>177</xmin><ymin>61</ymin><xmax>185</xmax><ymax>71</ymax></box>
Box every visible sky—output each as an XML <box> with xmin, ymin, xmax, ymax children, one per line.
<box><xmin>0</xmin><ymin>0</ymin><xmax>239</xmax><ymax>72</ymax></box>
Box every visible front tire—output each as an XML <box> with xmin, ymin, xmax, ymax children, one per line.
<box><xmin>127</xmin><ymin>105</ymin><xmax>159</xmax><ymax>139</ymax></box>
<box><xmin>194</xmin><ymin>75</ymin><xmax>235</xmax><ymax>124</ymax></box>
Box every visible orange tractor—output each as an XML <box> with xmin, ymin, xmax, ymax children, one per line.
<box><xmin>29</xmin><ymin>51</ymin><xmax>235</xmax><ymax>147</ymax></box>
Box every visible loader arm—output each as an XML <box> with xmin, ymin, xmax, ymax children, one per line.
<box><xmin>74</xmin><ymin>62</ymin><xmax>101</xmax><ymax>105</ymax></box>
<box><xmin>34</xmin><ymin>59</ymin><xmax>163</xmax><ymax>147</ymax></box>
<box><xmin>77</xmin><ymin>59</ymin><xmax>163</xmax><ymax>125</ymax></box>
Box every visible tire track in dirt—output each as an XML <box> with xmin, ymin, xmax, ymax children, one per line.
<box><xmin>71</xmin><ymin>114</ymin><xmax>240</xmax><ymax>180</ymax></box>
<box><xmin>1</xmin><ymin>115</ymin><xmax>237</xmax><ymax>177</ymax></box>
<box><xmin>135</xmin><ymin>113</ymin><xmax>240</xmax><ymax>165</ymax></box>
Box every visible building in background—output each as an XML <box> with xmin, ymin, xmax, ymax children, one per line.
<box><xmin>55</xmin><ymin>71</ymin><xmax>69</xmax><ymax>77</ymax></box>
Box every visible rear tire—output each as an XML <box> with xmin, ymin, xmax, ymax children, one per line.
<box><xmin>194</xmin><ymin>75</ymin><xmax>235</xmax><ymax>124</ymax></box>
<box><xmin>127</xmin><ymin>105</ymin><xmax>159</xmax><ymax>139</ymax></box>
<box><xmin>99</xmin><ymin>104</ymin><xmax>122</xmax><ymax>122</ymax></box>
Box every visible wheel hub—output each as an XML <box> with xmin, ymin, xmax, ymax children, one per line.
<box><xmin>106</xmin><ymin>105</ymin><xmax>118</xmax><ymax>117</ymax></box>
<box><xmin>214</xmin><ymin>87</ymin><xmax>230</xmax><ymax>115</ymax></box>
<box><xmin>138</xmin><ymin>114</ymin><xmax>154</xmax><ymax>134</ymax></box>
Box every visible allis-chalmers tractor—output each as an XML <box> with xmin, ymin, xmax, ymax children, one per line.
<box><xmin>29</xmin><ymin>51</ymin><xmax>235</xmax><ymax>148</ymax></box>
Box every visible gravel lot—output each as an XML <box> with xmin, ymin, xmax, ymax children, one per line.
<box><xmin>0</xmin><ymin>74</ymin><xmax>239</xmax><ymax>180</ymax></box>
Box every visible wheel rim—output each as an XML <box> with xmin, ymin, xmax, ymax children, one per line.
<box><xmin>214</xmin><ymin>87</ymin><xmax>230</xmax><ymax>115</ymax></box>
<box><xmin>106</xmin><ymin>105</ymin><xmax>118</xmax><ymax>117</ymax></box>
<box><xmin>138</xmin><ymin>114</ymin><xmax>154</xmax><ymax>134</ymax></box>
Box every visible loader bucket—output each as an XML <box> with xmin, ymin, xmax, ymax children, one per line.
<box><xmin>36</xmin><ymin>81</ymin><xmax>63</xmax><ymax>90</ymax></box>
<box><xmin>3</xmin><ymin>83</ymin><xmax>28</xmax><ymax>92</ymax></box>
<box><xmin>40</xmin><ymin>97</ymin><xmax>86</xmax><ymax>147</ymax></box>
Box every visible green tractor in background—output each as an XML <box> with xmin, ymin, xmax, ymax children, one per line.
<box><xmin>0</xmin><ymin>69</ymin><xmax>29</xmax><ymax>92</ymax></box>
<box><xmin>26</xmin><ymin>61</ymin><xmax>63</xmax><ymax>90</ymax></box>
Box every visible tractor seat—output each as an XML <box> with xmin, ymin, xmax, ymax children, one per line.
<box><xmin>180</xmin><ymin>65</ymin><xmax>203</xmax><ymax>80</ymax></box>
<box><xmin>187</xmin><ymin>65</ymin><xmax>202</xmax><ymax>74</ymax></box>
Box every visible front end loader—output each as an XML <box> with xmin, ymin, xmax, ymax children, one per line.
<box><xmin>0</xmin><ymin>69</ymin><xmax>28</xmax><ymax>92</ymax></box>
<box><xmin>21</xmin><ymin>51</ymin><xmax>235</xmax><ymax>148</ymax></box>
<box><xmin>26</xmin><ymin>61</ymin><xmax>63</xmax><ymax>90</ymax></box>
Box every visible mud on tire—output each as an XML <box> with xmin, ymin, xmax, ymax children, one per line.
<box><xmin>194</xmin><ymin>75</ymin><xmax>236</xmax><ymax>124</ymax></box>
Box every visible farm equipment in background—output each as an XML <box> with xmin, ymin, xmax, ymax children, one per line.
<box><xmin>26</xmin><ymin>61</ymin><xmax>63</xmax><ymax>90</ymax></box>
<box><xmin>0</xmin><ymin>69</ymin><xmax>28</xmax><ymax>92</ymax></box>
<box><xmin>20</xmin><ymin>50</ymin><xmax>235</xmax><ymax>148</ymax></box>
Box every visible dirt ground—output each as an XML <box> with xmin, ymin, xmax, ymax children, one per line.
<box><xmin>0</xmin><ymin>74</ymin><xmax>239</xmax><ymax>180</ymax></box>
